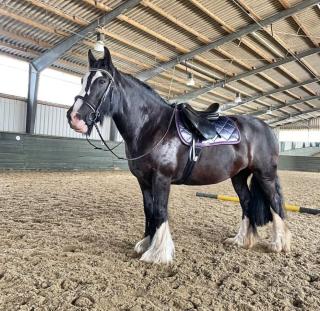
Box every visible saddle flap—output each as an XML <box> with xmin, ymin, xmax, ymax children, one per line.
<box><xmin>175</xmin><ymin>109</ymin><xmax>241</xmax><ymax>148</ymax></box>
<box><xmin>181</xmin><ymin>108</ymin><xmax>218</xmax><ymax>140</ymax></box>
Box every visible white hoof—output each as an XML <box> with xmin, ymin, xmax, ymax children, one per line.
<box><xmin>224</xmin><ymin>234</ymin><xmax>245</xmax><ymax>247</ymax></box>
<box><xmin>134</xmin><ymin>236</ymin><xmax>150</xmax><ymax>254</ymax></box>
<box><xmin>270</xmin><ymin>211</ymin><xmax>291</xmax><ymax>253</ymax></box>
<box><xmin>225</xmin><ymin>217</ymin><xmax>257</xmax><ymax>249</ymax></box>
<box><xmin>269</xmin><ymin>241</ymin><xmax>282</xmax><ymax>253</ymax></box>
<box><xmin>269</xmin><ymin>227</ymin><xmax>291</xmax><ymax>253</ymax></box>
<box><xmin>140</xmin><ymin>221</ymin><xmax>175</xmax><ymax>264</ymax></box>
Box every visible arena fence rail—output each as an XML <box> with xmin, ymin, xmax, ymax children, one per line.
<box><xmin>196</xmin><ymin>192</ymin><xmax>320</xmax><ymax>215</ymax></box>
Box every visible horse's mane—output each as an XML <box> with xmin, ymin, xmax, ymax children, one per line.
<box><xmin>93</xmin><ymin>59</ymin><xmax>174</xmax><ymax>108</ymax></box>
<box><xmin>122</xmin><ymin>72</ymin><xmax>173</xmax><ymax>108</ymax></box>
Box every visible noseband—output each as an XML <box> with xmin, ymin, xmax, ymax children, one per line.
<box><xmin>74</xmin><ymin>68</ymin><xmax>114</xmax><ymax>127</ymax></box>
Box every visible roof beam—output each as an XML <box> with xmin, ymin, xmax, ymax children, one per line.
<box><xmin>171</xmin><ymin>47</ymin><xmax>320</xmax><ymax>104</ymax></box>
<box><xmin>24</xmin><ymin>0</ymin><xmax>140</xmax><ymax>134</ymax></box>
<box><xmin>222</xmin><ymin>77</ymin><xmax>319</xmax><ymax>112</ymax></box>
<box><xmin>84</xmin><ymin>0</ymin><xmax>311</xmax><ymax>108</ymax></box>
<box><xmin>31</xmin><ymin>0</ymin><xmax>141</xmax><ymax>71</ymax></box>
<box><xmin>274</xmin><ymin>114</ymin><xmax>319</xmax><ymax>127</ymax></box>
<box><xmin>234</xmin><ymin>0</ymin><xmax>318</xmax><ymax>106</ymax></box>
<box><xmin>250</xmin><ymin>95</ymin><xmax>320</xmax><ymax>117</ymax></box>
<box><xmin>269</xmin><ymin>107</ymin><xmax>320</xmax><ymax>126</ymax></box>
<box><xmin>140</xmin><ymin>1</ymin><xmax>298</xmax><ymax>108</ymax></box>
<box><xmin>188</xmin><ymin>0</ymin><xmax>312</xmax><ymax>103</ymax></box>
<box><xmin>136</xmin><ymin>0</ymin><xmax>319</xmax><ymax>81</ymax></box>
<box><xmin>1</xmin><ymin>4</ymin><xmax>236</xmax><ymax>103</ymax></box>
<box><xmin>0</xmin><ymin>14</ymin><xmax>231</xmax><ymax>106</ymax></box>
<box><xmin>278</xmin><ymin>0</ymin><xmax>319</xmax><ymax>47</ymax></box>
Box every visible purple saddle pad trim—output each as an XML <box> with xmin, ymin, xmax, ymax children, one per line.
<box><xmin>175</xmin><ymin>110</ymin><xmax>241</xmax><ymax>147</ymax></box>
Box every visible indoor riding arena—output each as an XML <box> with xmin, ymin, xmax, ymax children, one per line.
<box><xmin>0</xmin><ymin>1</ymin><xmax>320</xmax><ymax>310</ymax></box>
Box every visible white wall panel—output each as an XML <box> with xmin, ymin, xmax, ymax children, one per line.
<box><xmin>0</xmin><ymin>96</ymin><xmax>26</xmax><ymax>132</ymax></box>
<box><xmin>0</xmin><ymin>95</ymin><xmax>112</xmax><ymax>140</ymax></box>
<box><xmin>34</xmin><ymin>103</ymin><xmax>111</xmax><ymax>140</ymax></box>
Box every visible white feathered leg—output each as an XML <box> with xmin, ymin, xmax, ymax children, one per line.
<box><xmin>270</xmin><ymin>210</ymin><xmax>291</xmax><ymax>252</ymax></box>
<box><xmin>140</xmin><ymin>221</ymin><xmax>175</xmax><ymax>264</ymax></box>
<box><xmin>225</xmin><ymin>216</ymin><xmax>257</xmax><ymax>249</ymax></box>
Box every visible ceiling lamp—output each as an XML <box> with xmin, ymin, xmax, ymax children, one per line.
<box><xmin>186</xmin><ymin>72</ymin><xmax>195</xmax><ymax>86</ymax></box>
<box><xmin>234</xmin><ymin>92</ymin><xmax>242</xmax><ymax>104</ymax></box>
<box><xmin>94</xmin><ymin>32</ymin><xmax>105</xmax><ymax>52</ymax></box>
<box><xmin>267</xmin><ymin>107</ymin><xmax>273</xmax><ymax>115</ymax></box>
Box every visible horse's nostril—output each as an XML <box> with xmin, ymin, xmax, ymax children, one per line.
<box><xmin>71</xmin><ymin>112</ymin><xmax>81</xmax><ymax>121</ymax></box>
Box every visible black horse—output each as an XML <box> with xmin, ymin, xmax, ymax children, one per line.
<box><xmin>67</xmin><ymin>47</ymin><xmax>291</xmax><ymax>264</ymax></box>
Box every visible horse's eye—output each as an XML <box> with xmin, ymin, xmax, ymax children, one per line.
<box><xmin>99</xmin><ymin>79</ymin><xmax>106</xmax><ymax>85</ymax></box>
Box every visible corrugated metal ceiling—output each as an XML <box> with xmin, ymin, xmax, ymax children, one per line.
<box><xmin>0</xmin><ymin>0</ymin><xmax>319</xmax><ymax>128</ymax></box>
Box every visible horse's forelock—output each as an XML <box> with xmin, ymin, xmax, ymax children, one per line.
<box><xmin>72</xmin><ymin>70</ymin><xmax>103</xmax><ymax>114</ymax></box>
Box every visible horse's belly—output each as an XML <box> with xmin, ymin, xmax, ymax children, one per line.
<box><xmin>183</xmin><ymin>144</ymin><xmax>248</xmax><ymax>185</ymax></box>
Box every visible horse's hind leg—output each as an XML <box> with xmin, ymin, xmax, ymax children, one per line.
<box><xmin>225</xmin><ymin>169</ymin><xmax>258</xmax><ymax>248</ymax></box>
<box><xmin>255</xmin><ymin>173</ymin><xmax>291</xmax><ymax>252</ymax></box>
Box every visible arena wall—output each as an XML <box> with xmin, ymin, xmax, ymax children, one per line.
<box><xmin>0</xmin><ymin>132</ymin><xmax>127</xmax><ymax>171</ymax></box>
<box><xmin>1</xmin><ymin>132</ymin><xmax>320</xmax><ymax>172</ymax></box>
<box><xmin>0</xmin><ymin>93</ymin><xmax>112</xmax><ymax>140</ymax></box>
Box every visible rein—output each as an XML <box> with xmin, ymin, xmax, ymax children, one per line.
<box><xmin>81</xmin><ymin>68</ymin><xmax>177</xmax><ymax>161</ymax></box>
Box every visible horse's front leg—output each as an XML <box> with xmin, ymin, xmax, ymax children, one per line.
<box><xmin>140</xmin><ymin>173</ymin><xmax>175</xmax><ymax>264</ymax></box>
<box><xmin>134</xmin><ymin>181</ymin><xmax>153</xmax><ymax>254</ymax></box>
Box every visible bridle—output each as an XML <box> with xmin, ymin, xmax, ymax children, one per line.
<box><xmin>76</xmin><ymin>68</ymin><xmax>176</xmax><ymax>161</ymax></box>
<box><xmin>74</xmin><ymin>68</ymin><xmax>114</xmax><ymax>128</ymax></box>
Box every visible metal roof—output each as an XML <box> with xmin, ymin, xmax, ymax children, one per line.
<box><xmin>0</xmin><ymin>0</ymin><xmax>320</xmax><ymax>128</ymax></box>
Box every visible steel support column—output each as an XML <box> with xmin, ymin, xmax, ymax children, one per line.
<box><xmin>26</xmin><ymin>63</ymin><xmax>40</xmax><ymax>134</ymax></box>
<box><xmin>26</xmin><ymin>0</ymin><xmax>141</xmax><ymax>134</ymax></box>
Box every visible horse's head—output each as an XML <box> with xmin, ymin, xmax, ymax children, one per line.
<box><xmin>67</xmin><ymin>47</ymin><xmax>115</xmax><ymax>135</ymax></box>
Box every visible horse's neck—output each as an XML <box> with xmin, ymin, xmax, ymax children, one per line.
<box><xmin>112</xmin><ymin>76</ymin><xmax>172</xmax><ymax>152</ymax></box>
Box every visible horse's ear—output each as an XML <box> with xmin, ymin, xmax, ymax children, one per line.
<box><xmin>88</xmin><ymin>49</ymin><xmax>96</xmax><ymax>67</ymax></box>
<box><xmin>103</xmin><ymin>46</ymin><xmax>113</xmax><ymax>69</ymax></box>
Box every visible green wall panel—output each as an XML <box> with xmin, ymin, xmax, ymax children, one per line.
<box><xmin>0</xmin><ymin>132</ymin><xmax>127</xmax><ymax>170</ymax></box>
<box><xmin>1</xmin><ymin>132</ymin><xmax>320</xmax><ymax>172</ymax></box>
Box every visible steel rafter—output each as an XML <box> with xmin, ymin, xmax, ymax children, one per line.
<box><xmin>136</xmin><ymin>0</ymin><xmax>319</xmax><ymax>82</ymax></box>
<box><xmin>26</xmin><ymin>0</ymin><xmax>140</xmax><ymax>133</ymax></box>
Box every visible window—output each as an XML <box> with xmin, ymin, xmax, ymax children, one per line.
<box><xmin>0</xmin><ymin>54</ymin><xmax>82</xmax><ymax>106</ymax></box>
<box><xmin>0</xmin><ymin>54</ymin><xmax>29</xmax><ymax>97</ymax></box>
<box><xmin>38</xmin><ymin>68</ymin><xmax>81</xmax><ymax>106</ymax></box>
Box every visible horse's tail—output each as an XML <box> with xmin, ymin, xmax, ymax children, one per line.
<box><xmin>273</xmin><ymin>174</ymin><xmax>285</xmax><ymax>219</ymax></box>
<box><xmin>247</xmin><ymin>175</ymin><xmax>272</xmax><ymax>228</ymax></box>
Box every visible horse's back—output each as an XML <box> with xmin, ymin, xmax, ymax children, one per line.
<box><xmin>231</xmin><ymin>115</ymin><xmax>279</xmax><ymax>163</ymax></box>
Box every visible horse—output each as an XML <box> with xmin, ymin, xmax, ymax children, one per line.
<box><xmin>67</xmin><ymin>47</ymin><xmax>291</xmax><ymax>264</ymax></box>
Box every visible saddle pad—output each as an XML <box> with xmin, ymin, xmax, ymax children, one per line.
<box><xmin>175</xmin><ymin>110</ymin><xmax>241</xmax><ymax>147</ymax></box>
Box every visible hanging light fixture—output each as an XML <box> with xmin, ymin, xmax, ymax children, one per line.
<box><xmin>94</xmin><ymin>32</ymin><xmax>105</xmax><ymax>52</ymax></box>
<box><xmin>267</xmin><ymin>107</ymin><xmax>273</xmax><ymax>115</ymax></box>
<box><xmin>185</xmin><ymin>60</ymin><xmax>195</xmax><ymax>86</ymax></box>
<box><xmin>186</xmin><ymin>72</ymin><xmax>195</xmax><ymax>86</ymax></box>
<box><xmin>234</xmin><ymin>92</ymin><xmax>242</xmax><ymax>104</ymax></box>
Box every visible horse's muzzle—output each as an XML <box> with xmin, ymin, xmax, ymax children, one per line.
<box><xmin>68</xmin><ymin>111</ymin><xmax>88</xmax><ymax>134</ymax></box>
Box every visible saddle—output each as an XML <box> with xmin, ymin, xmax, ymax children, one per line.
<box><xmin>175</xmin><ymin>103</ymin><xmax>241</xmax><ymax>185</ymax></box>
<box><xmin>179</xmin><ymin>103</ymin><xmax>220</xmax><ymax>140</ymax></box>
